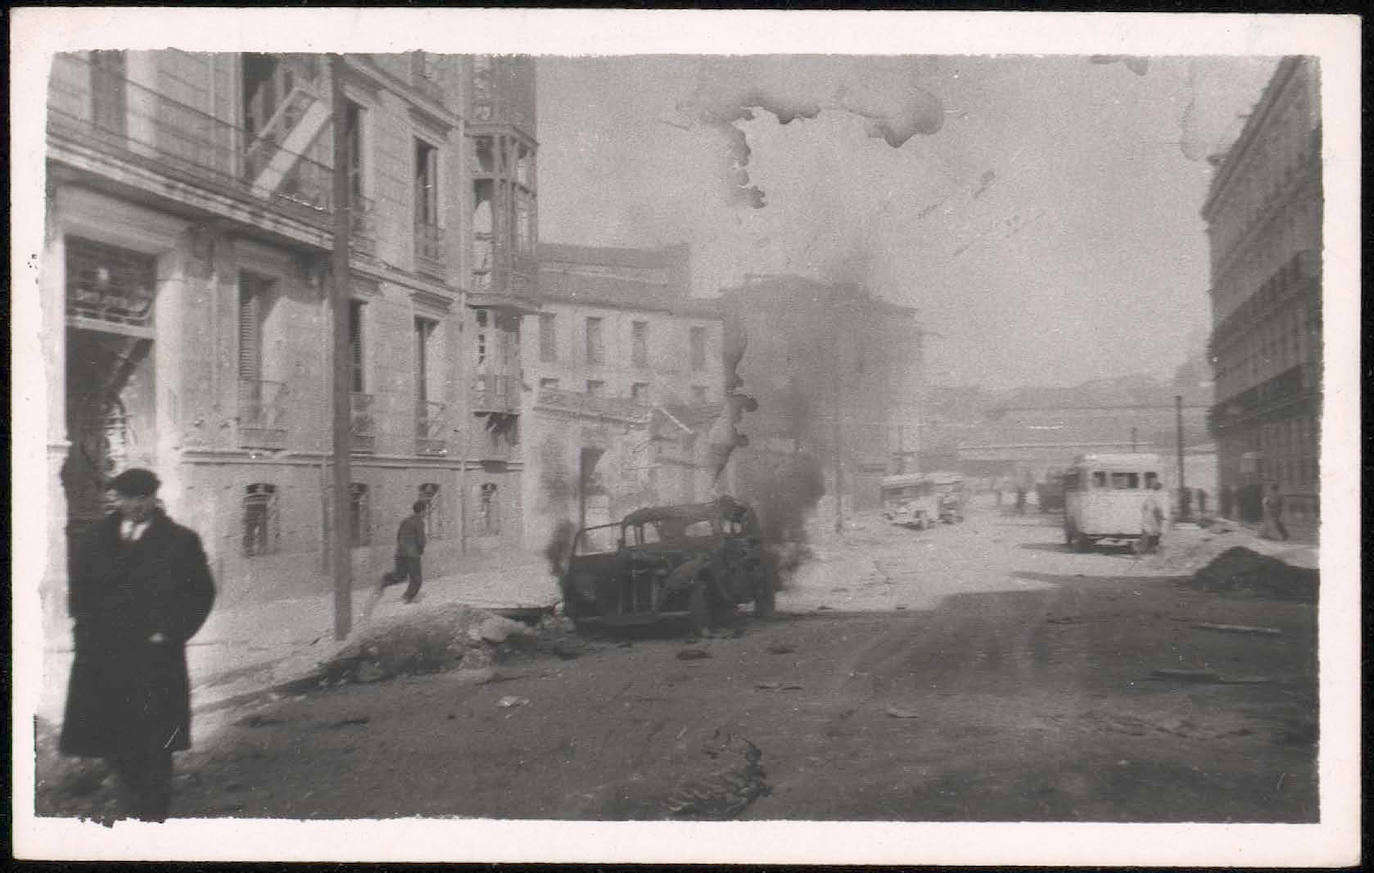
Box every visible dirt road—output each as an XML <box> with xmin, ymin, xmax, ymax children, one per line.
<box><xmin>39</xmin><ymin>508</ymin><xmax>1317</xmax><ymax>822</ymax></box>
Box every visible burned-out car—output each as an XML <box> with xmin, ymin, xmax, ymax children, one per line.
<box><xmin>559</xmin><ymin>496</ymin><xmax>776</xmax><ymax>634</ymax></box>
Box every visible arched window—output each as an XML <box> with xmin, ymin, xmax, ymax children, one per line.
<box><xmin>243</xmin><ymin>483</ymin><xmax>279</xmax><ymax>556</ymax></box>
<box><xmin>349</xmin><ymin>483</ymin><xmax>370</xmax><ymax>546</ymax></box>
<box><xmin>420</xmin><ymin>482</ymin><xmax>445</xmax><ymax>539</ymax></box>
<box><xmin>478</xmin><ymin>482</ymin><xmax>500</xmax><ymax>535</ymax></box>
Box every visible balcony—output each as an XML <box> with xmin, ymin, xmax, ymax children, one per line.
<box><xmin>48</xmin><ymin>53</ymin><xmax>334</xmax><ymax>234</ymax></box>
<box><xmin>239</xmin><ymin>379</ymin><xmax>288</xmax><ymax>449</ymax></box>
<box><xmin>535</xmin><ymin>386</ymin><xmax>650</xmax><ymax>425</ymax></box>
<box><xmin>471</xmin><ymin>373</ymin><xmax>519</xmax><ymax>414</ymax></box>
<box><xmin>350</xmin><ymin>392</ymin><xmax>376</xmax><ymax>453</ymax></box>
<box><xmin>415</xmin><ymin>223</ymin><xmax>445</xmax><ymax>276</ymax></box>
<box><xmin>415</xmin><ymin>400</ymin><xmax>448</xmax><ymax>456</ymax></box>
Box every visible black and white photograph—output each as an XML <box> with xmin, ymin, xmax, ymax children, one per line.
<box><xmin>9</xmin><ymin>7</ymin><xmax>1361</xmax><ymax>866</ymax></box>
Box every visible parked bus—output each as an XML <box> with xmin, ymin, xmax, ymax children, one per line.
<box><xmin>1063</xmin><ymin>453</ymin><xmax>1164</xmax><ymax>552</ymax></box>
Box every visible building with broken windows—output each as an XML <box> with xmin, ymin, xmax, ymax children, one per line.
<box><xmin>1201</xmin><ymin>57</ymin><xmax>1322</xmax><ymax>526</ymax></box>
<box><xmin>41</xmin><ymin>50</ymin><xmax>536</xmax><ymax>617</ymax></box>
<box><xmin>522</xmin><ymin>243</ymin><xmax>727</xmax><ymax>551</ymax></box>
<box><xmin>716</xmin><ymin>275</ymin><xmax>925</xmax><ymax>516</ymax></box>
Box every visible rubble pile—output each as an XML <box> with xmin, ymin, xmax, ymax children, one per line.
<box><xmin>295</xmin><ymin>604</ymin><xmax>546</xmax><ymax>689</ymax></box>
<box><xmin>1187</xmin><ymin>546</ymin><xmax>1318</xmax><ymax>602</ymax></box>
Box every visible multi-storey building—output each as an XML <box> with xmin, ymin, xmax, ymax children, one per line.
<box><xmin>522</xmin><ymin>243</ymin><xmax>726</xmax><ymax>550</ymax></box>
<box><xmin>1201</xmin><ymin>57</ymin><xmax>1322</xmax><ymax>526</ymax></box>
<box><xmin>41</xmin><ymin>51</ymin><xmax>536</xmax><ymax>620</ymax></box>
<box><xmin>716</xmin><ymin>275</ymin><xmax>924</xmax><ymax>515</ymax></box>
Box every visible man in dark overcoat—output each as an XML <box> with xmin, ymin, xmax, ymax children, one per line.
<box><xmin>376</xmin><ymin>499</ymin><xmax>428</xmax><ymax>603</ymax></box>
<box><xmin>59</xmin><ymin>467</ymin><xmax>215</xmax><ymax>821</ymax></box>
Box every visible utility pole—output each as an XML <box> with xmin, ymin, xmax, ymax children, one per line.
<box><xmin>329</xmin><ymin>54</ymin><xmax>353</xmax><ymax>641</ymax></box>
<box><xmin>831</xmin><ymin>288</ymin><xmax>843</xmax><ymax>534</ymax></box>
<box><xmin>1175</xmin><ymin>394</ymin><xmax>1187</xmax><ymax>521</ymax></box>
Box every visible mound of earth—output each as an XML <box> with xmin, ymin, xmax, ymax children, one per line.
<box><xmin>287</xmin><ymin>604</ymin><xmax>587</xmax><ymax>690</ymax></box>
<box><xmin>1187</xmin><ymin>546</ymin><xmax>1318</xmax><ymax>601</ymax></box>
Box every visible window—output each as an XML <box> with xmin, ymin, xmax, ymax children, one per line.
<box><xmin>238</xmin><ymin>274</ymin><xmax>273</xmax><ymax>382</ymax></box>
<box><xmin>691</xmin><ymin>385</ymin><xmax>708</xmax><ymax>403</ymax></box>
<box><xmin>539</xmin><ymin>377</ymin><xmax>560</xmax><ymax>390</ymax></box>
<box><xmin>631</xmin><ymin>382</ymin><xmax>650</xmax><ymax>403</ymax></box>
<box><xmin>414</xmin><ymin>139</ymin><xmax>439</xmax><ymax>227</ymax></box>
<box><xmin>539</xmin><ymin>313</ymin><xmax>557</xmax><ymax>362</ymax></box>
<box><xmin>1109</xmin><ymin>472</ymin><xmax>1140</xmax><ymax>490</ymax></box>
<box><xmin>690</xmin><ymin>326</ymin><xmax>706</xmax><ymax>370</ymax></box>
<box><xmin>632</xmin><ymin>321</ymin><xmax>649</xmax><ymax>368</ymax></box>
<box><xmin>1144</xmin><ymin>472</ymin><xmax>1160</xmax><ymax>489</ymax></box>
<box><xmin>349</xmin><ymin>483</ymin><xmax>370</xmax><ymax>546</ymax></box>
<box><xmin>414</xmin><ymin>317</ymin><xmax>438</xmax><ymax>404</ymax></box>
<box><xmin>585</xmin><ymin>317</ymin><xmax>604</xmax><ymax>365</ymax></box>
<box><xmin>348</xmin><ymin>300</ymin><xmax>365</xmax><ymax>392</ymax></box>
<box><xmin>419</xmin><ymin>483</ymin><xmax>445</xmax><ymax>539</ymax></box>
<box><xmin>586</xmin><ymin>380</ymin><xmax>606</xmax><ymax>397</ymax></box>
<box><xmin>477</xmin><ymin>482</ymin><xmax>500</xmax><ymax>535</ymax></box>
<box><xmin>1091</xmin><ymin>471</ymin><xmax>1107</xmax><ymax>489</ymax></box>
<box><xmin>65</xmin><ymin>236</ymin><xmax>156</xmax><ymax>327</ymax></box>
<box><xmin>90</xmin><ymin>50</ymin><xmax>127</xmax><ymax>137</ymax></box>
<box><xmin>242</xmin><ymin>483</ymin><xmax>279</xmax><ymax>556</ymax></box>
<box><xmin>475</xmin><ymin>308</ymin><xmax>489</xmax><ymax>370</ymax></box>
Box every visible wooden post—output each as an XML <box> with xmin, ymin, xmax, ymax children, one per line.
<box><xmin>1175</xmin><ymin>394</ymin><xmax>1187</xmax><ymax>521</ymax></box>
<box><xmin>329</xmin><ymin>55</ymin><xmax>353</xmax><ymax>641</ymax></box>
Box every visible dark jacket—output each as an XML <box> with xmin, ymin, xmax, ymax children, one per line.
<box><xmin>60</xmin><ymin>509</ymin><xmax>216</xmax><ymax>757</ymax></box>
<box><xmin>395</xmin><ymin>513</ymin><xmax>427</xmax><ymax>559</ymax></box>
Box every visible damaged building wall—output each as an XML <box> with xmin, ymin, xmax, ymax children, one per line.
<box><xmin>521</xmin><ymin>243</ymin><xmax>727</xmax><ymax>551</ymax></box>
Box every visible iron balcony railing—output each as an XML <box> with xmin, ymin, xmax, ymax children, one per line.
<box><xmin>416</xmin><ymin>400</ymin><xmax>448</xmax><ymax>455</ymax></box>
<box><xmin>1209</xmin><ymin>250</ymin><xmax>1320</xmax><ymax>355</ymax></box>
<box><xmin>350</xmin><ymin>392</ymin><xmax>376</xmax><ymax>453</ymax></box>
<box><xmin>471</xmin><ymin>373</ymin><xmax>519</xmax><ymax>414</ymax></box>
<box><xmin>48</xmin><ymin>53</ymin><xmax>334</xmax><ymax>228</ymax></box>
<box><xmin>1208</xmin><ymin>363</ymin><xmax>1317</xmax><ymax>433</ymax></box>
<box><xmin>415</xmin><ymin>223</ymin><xmax>446</xmax><ymax>275</ymax></box>
<box><xmin>238</xmin><ymin>379</ymin><xmax>289</xmax><ymax>448</ymax></box>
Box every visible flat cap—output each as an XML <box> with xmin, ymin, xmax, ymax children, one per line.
<box><xmin>108</xmin><ymin>467</ymin><xmax>160</xmax><ymax>497</ymax></box>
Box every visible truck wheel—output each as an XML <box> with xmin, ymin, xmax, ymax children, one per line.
<box><xmin>688</xmin><ymin>584</ymin><xmax>712</xmax><ymax>636</ymax></box>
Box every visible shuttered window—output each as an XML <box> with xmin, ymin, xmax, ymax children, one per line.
<box><xmin>344</xmin><ymin>100</ymin><xmax>364</xmax><ymax>204</ymax></box>
<box><xmin>90</xmin><ymin>50</ymin><xmax>127</xmax><ymax>136</ymax></box>
<box><xmin>420</xmin><ymin>483</ymin><xmax>445</xmax><ymax>539</ymax></box>
<box><xmin>238</xmin><ymin>275</ymin><xmax>268</xmax><ymax>381</ymax></box>
<box><xmin>415</xmin><ymin>139</ymin><xmax>439</xmax><ymax>226</ymax></box>
<box><xmin>348</xmin><ymin>300</ymin><xmax>365</xmax><ymax>393</ymax></box>
<box><xmin>349</xmin><ymin>483</ymin><xmax>370</xmax><ymax>546</ymax></box>
<box><xmin>415</xmin><ymin>317</ymin><xmax>437</xmax><ymax>403</ymax></box>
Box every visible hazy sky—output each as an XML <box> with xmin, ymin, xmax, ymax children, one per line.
<box><xmin>536</xmin><ymin>54</ymin><xmax>1280</xmax><ymax>390</ymax></box>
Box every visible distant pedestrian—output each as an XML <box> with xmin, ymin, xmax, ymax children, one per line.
<box><xmin>1260</xmin><ymin>484</ymin><xmax>1289</xmax><ymax>541</ymax></box>
<box><xmin>1138</xmin><ymin>481</ymin><xmax>1167</xmax><ymax>554</ymax></box>
<box><xmin>60</xmin><ymin>468</ymin><xmax>216</xmax><ymax>822</ymax></box>
<box><xmin>1014</xmin><ymin>485</ymin><xmax>1026</xmax><ymax>515</ymax></box>
<box><xmin>378</xmin><ymin>500</ymin><xmax>428</xmax><ymax>603</ymax></box>
<box><xmin>1196</xmin><ymin>488</ymin><xmax>1208</xmax><ymax>518</ymax></box>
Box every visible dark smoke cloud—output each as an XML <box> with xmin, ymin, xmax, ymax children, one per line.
<box><xmin>674</xmin><ymin>58</ymin><xmax>946</xmax><ymax>208</ymax></box>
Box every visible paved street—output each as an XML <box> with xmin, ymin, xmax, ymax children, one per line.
<box><xmin>36</xmin><ymin>503</ymin><xmax>1317</xmax><ymax>822</ymax></box>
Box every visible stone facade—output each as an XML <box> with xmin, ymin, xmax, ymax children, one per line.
<box><xmin>42</xmin><ymin>51</ymin><xmax>534</xmax><ymax>617</ymax></box>
<box><xmin>521</xmin><ymin>243</ymin><xmax>726</xmax><ymax>552</ymax></box>
<box><xmin>1201</xmin><ymin>57</ymin><xmax>1322</xmax><ymax>525</ymax></box>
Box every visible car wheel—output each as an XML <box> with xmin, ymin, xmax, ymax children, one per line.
<box><xmin>687</xmin><ymin>583</ymin><xmax>712</xmax><ymax>636</ymax></box>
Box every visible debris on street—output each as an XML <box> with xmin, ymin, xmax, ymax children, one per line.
<box><xmin>664</xmin><ymin>737</ymin><xmax>770</xmax><ymax>820</ymax></box>
<box><xmin>1185</xmin><ymin>547</ymin><xmax>1318</xmax><ymax>601</ymax></box>
<box><xmin>885</xmin><ymin>705</ymin><xmax>921</xmax><ymax>719</ymax></box>
<box><xmin>677</xmin><ymin>648</ymin><xmax>712</xmax><ymax>661</ymax></box>
<box><xmin>497</xmin><ymin>696</ymin><xmax>530</xmax><ymax>709</ymax></box>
